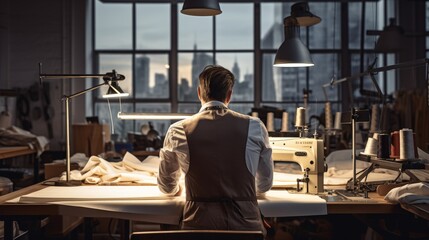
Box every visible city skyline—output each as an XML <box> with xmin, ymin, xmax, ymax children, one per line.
<box><xmin>94</xmin><ymin>1</ymin><xmax>388</xmax><ymax>138</ymax></box>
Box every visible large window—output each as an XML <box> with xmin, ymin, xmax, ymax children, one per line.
<box><xmin>92</xmin><ymin>0</ymin><xmax>390</xmax><ymax>139</ymax></box>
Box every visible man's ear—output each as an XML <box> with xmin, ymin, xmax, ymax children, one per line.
<box><xmin>197</xmin><ymin>86</ymin><xmax>201</xmax><ymax>100</ymax></box>
<box><xmin>225</xmin><ymin>89</ymin><xmax>232</xmax><ymax>105</ymax></box>
<box><xmin>197</xmin><ymin>86</ymin><xmax>205</xmax><ymax>103</ymax></box>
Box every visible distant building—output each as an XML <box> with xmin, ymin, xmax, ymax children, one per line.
<box><xmin>185</xmin><ymin>44</ymin><xmax>213</xmax><ymax>101</ymax></box>
<box><xmin>153</xmin><ymin>73</ymin><xmax>168</xmax><ymax>97</ymax></box>
<box><xmin>179</xmin><ymin>78</ymin><xmax>191</xmax><ymax>100</ymax></box>
<box><xmin>232</xmin><ymin>58</ymin><xmax>241</xmax><ymax>82</ymax></box>
<box><xmin>135</xmin><ymin>55</ymin><xmax>150</xmax><ymax>97</ymax></box>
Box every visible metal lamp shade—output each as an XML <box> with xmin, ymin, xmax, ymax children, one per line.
<box><xmin>274</xmin><ymin>24</ymin><xmax>314</xmax><ymax>67</ymax></box>
<box><xmin>375</xmin><ymin>19</ymin><xmax>404</xmax><ymax>53</ymax></box>
<box><xmin>181</xmin><ymin>0</ymin><xmax>222</xmax><ymax>16</ymax></box>
<box><xmin>291</xmin><ymin>2</ymin><xmax>321</xmax><ymax>27</ymax></box>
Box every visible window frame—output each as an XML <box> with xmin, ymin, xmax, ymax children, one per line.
<box><xmin>91</xmin><ymin>0</ymin><xmax>391</xmax><ymax>137</ymax></box>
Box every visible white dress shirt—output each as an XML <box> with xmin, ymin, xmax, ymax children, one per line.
<box><xmin>158</xmin><ymin>101</ymin><xmax>273</xmax><ymax>195</ymax></box>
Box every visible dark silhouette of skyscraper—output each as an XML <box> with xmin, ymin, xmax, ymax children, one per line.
<box><xmin>232</xmin><ymin>57</ymin><xmax>241</xmax><ymax>82</ymax></box>
<box><xmin>153</xmin><ymin>73</ymin><xmax>168</xmax><ymax>97</ymax></box>
<box><xmin>135</xmin><ymin>55</ymin><xmax>150</xmax><ymax>97</ymax></box>
<box><xmin>187</xmin><ymin>43</ymin><xmax>213</xmax><ymax>101</ymax></box>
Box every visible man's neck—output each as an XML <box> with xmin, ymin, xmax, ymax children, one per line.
<box><xmin>201</xmin><ymin>100</ymin><xmax>228</xmax><ymax>106</ymax></box>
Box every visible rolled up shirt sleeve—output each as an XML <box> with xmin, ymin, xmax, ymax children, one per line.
<box><xmin>157</xmin><ymin>122</ymin><xmax>189</xmax><ymax>195</ymax></box>
<box><xmin>246</xmin><ymin>118</ymin><xmax>273</xmax><ymax>194</ymax></box>
<box><xmin>256</xmin><ymin>121</ymin><xmax>273</xmax><ymax>193</ymax></box>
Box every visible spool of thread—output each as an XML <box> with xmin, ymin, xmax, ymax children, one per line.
<box><xmin>251</xmin><ymin>112</ymin><xmax>258</xmax><ymax>118</ymax></box>
<box><xmin>377</xmin><ymin>133</ymin><xmax>390</xmax><ymax>159</ymax></box>
<box><xmin>390</xmin><ymin>131</ymin><xmax>400</xmax><ymax>159</ymax></box>
<box><xmin>280</xmin><ymin>112</ymin><xmax>288</xmax><ymax>132</ymax></box>
<box><xmin>266</xmin><ymin>112</ymin><xmax>274</xmax><ymax>132</ymax></box>
<box><xmin>325</xmin><ymin>102</ymin><xmax>332</xmax><ymax>129</ymax></box>
<box><xmin>362</xmin><ymin>137</ymin><xmax>378</xmax><ymax>156</ymax></box>
<box><xmin>370</xmin><ymin>104</ymin><xmax>380</xmax><ymax>133</ymax></box>
<box><xmin>400</xmin><ymin>128</ymin><xmax>415</xmax><ymax>160</ymax></box>
<box><xmin>372</xmin><ymin>132</ymin><xmax>379</xmax><ymax>141</ymax></box>
<box><xmin>334</xmin><ymin>112</ymin><xmax>342</xmax><ymax>130</ymax></box>
<box><xmin>362</xmin><ymin>121</ymin><xmax>370</xmax><ymax>131</ymax></box>
<box><xmin>295</xmin><ymin>107</ymin><xmax>306</xmax><ymax>128</ymax></box>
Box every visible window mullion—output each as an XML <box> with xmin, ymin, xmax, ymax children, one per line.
<box><xmin>171</xmin><ymin>1</ymin><xmax>178</xmax><ymax>112</ymax></box>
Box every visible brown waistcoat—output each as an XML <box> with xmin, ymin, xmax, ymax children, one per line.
<box><xmin>181</xmin><ymin>108</ymin><xmax>263</xmax><ymax>231</ymax></box>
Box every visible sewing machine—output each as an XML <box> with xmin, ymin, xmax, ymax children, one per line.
<box><xmin>270</xmin><ymin>137</ymin><xmax>326</xmax><ymax>194</ymax></box>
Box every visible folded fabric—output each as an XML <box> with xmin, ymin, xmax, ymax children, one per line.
<box><xmin>60</xmin><ymin>152</ymin><xmax>160</xmax><ymax>185</ymax></box>
<box><xmin>384</xmin><ymin>182</ymin><xmax>429</xmax><ymax>204</ymax></box>
<box><xmin>0</xmin><ymin>126</ymin><xmax>49</xmax><ymax>156</ymax></box>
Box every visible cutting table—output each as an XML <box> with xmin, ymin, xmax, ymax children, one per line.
<box><xmin>0</xmin><ymin>179</ymin><xmax>403</xmax><ymax>240</ymax></box>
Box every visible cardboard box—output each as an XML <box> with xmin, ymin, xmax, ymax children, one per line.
<box><xmin>45</xmin><ymin>215</ymin><xmax>83</xmax><ymax>237</ymax></box>
<box><xmin>72</xmin><ymin>123</ymin><xmax>111</xmax><ymax>156</ymax></box>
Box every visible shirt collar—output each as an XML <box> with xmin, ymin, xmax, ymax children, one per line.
<box><xmin>199</xmin><ymin>101</ymin><xmax>228</xmax><ymax>113</ymax></box>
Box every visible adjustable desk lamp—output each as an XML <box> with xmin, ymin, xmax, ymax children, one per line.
<box><xmin>39</xmin><ymin>63</ymin><xmax>129</xmax><ymax>186</ymax></box>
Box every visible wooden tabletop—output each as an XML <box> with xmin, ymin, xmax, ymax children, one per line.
<box><xmin>325</xmin><ymin>192</ymin><xmax>401</xmax><ymax>214</ymax></box>
<box><xmin>0</xmin><ymin>180</ymin><xmax>404</xmax><ymax>218</ymax></box>
<box><xmin>0</xmin><ymin>146</ymin><xmax>36</xmax><ymax>160</ymax></box>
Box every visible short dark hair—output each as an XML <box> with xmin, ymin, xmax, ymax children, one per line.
<box><xmin>198</xmin><ymin>65</ymin><xmax>235</xmax><ymax>102</ymax></box>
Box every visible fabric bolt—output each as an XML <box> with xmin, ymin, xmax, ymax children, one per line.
<box><xmin>384</xmin><ymin>182</ymin><xmax>429</xmax><ymax>204</ymax></box>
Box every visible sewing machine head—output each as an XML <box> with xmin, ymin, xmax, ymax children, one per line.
<box><xmin>270</xmin><ymin>137</ymin><xmax>326</xmax><ymax>194</ymax></box>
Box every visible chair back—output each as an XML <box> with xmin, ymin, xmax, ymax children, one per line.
<box><xmin>130</xmin><ymin>230</ymin><xmax>264</xmax><ymax>240</ymax></box>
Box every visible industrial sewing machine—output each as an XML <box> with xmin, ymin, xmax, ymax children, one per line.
<box><xmin>270</xmin><ymin>137</ymin><xmax>326</xmax><ymax>194</ymax></box>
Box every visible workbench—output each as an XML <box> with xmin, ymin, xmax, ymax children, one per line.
<box><xmin>0</xmin><ymin>146</ymin><xmax>39</xmax><ymax>184</ymax></box>
<box><xmin>0</xmin><ymin>179</ymin><xmax>408</xmax><ymax>240</ymax></box>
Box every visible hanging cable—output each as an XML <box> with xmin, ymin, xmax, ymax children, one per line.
<box><xmin>107</xmin><ymin>98</ymin><xmax>115</xmax><ymax>135</ymax></box>
<box><xmin>119</xmin><ymin>97</ymin><xmax>122</xmax><ymax>113</ymax></box>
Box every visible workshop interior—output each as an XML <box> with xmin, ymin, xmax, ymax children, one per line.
<box><xmin>0</xmin><ymin>0</ymin><xmax>429</xmax><ymax>239</ymax></box>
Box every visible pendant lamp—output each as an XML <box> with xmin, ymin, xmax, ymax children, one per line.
<box><xmin>291</xmin><ymin>2</ymin><xmax>321</xmax><ymax>27</ymax></box>
<box><xmin>181</xmin><ymin>0</ymin><xmax>222</xmax><ymax>16</ymax></box>
<box><xmin>374</xmin><ymin>18</ymin><xmax>404</xmax><ymax>53</ymax></box>
<box><xmin>274</xmin><ymin>17</ymin><xmax>314</xmax><ymax>67</ymax></box>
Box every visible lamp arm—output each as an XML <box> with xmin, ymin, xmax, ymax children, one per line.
<box><xmin>106</xmin><ymin>82</ymin><xmax>121</xmax><ymax>95</ymax></box>
<box><xmin>39</xmin><ymin>74</ymin><xmax>105</xmax><ymax>85</ymax></box>
<box><xmin>63</xmin><ymin>82</ymin><xmax>107</xmax><ymax>100</ymax></box>
<box><xmin>39</xmin><ymin>63</ymin><xmax>124</xmax><ymax>84</ymax></box>
<box><xmin>369</xmin><ymin>58</ymin><xmax>428</xmax><ymax>73</ymax></box>
<box><xmin>322</xmin><ymin>77</ymin><xmax>349</xmax><ymax>88</ymax></box>
<box><xmin>325</xmin><ymin>58</ymin><xmax>429</xmax><ymax>105</ymax></box>
<box><xmin>40</xmin><ymin>74</ymin><xmax>105</xmax><ymax>79</ymax></box>
<box><xmin>368</xmin><ymin>72</ymin><xmax>384</xmax><ymax>103</ymax></box>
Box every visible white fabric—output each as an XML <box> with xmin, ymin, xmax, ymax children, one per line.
<box><xmin>0</xmin><ymin>125</ymin><xmax>49</xmax><ymax>156</ymax></box>
<box><xmin>157</xmin><ymin>101</ymin><xmax>273</xmax><ymax>195</ymax></box>
<box><xmin>325</xmin><ymin>149</ymin><xmax>369</xmax><ymax>170</ymax></box>
<box><xmin>18</xmin><ymin>186</ymin><xmax>172</xmax><ymax>203</ymax></box>
<box><xmin>60</xmin><ymin>152</ymin><xmax>160</xmax><ymax>185</ymax></box>
<box><xmin>384</xmin><ymin>182</ymin><xmax>429</xmax><ymax>204</ymax></box>
<box><xmin>259</xmin><ymin>190</ymin><xmax>327</xmax><ymax>217</ymax></box>
<box><xmin>272</xmin><ymin>166</ymin><xmax>400</xmax><ymax>188</ymax></box>
<box><xmin>14</xmin><ymin>186</ymin><xmax>326</xmax><ymax>224</ymax></box>
<box><xmin>322</xmin><ymin>149</ymin><xmax>409</xmax><ymax>185</ymax></box>
<box><xmin>272</xmin><ymin>148</ymin><xmax>403</xmax><ymax>188</ymax></box>
<box><xmin>58</xmin><ymin>147</ymin><xmax>400</xmax><ymax>191</ymax></box>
